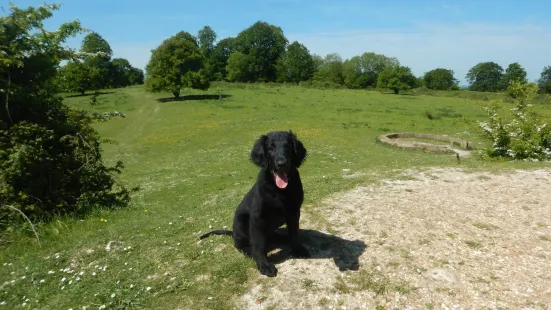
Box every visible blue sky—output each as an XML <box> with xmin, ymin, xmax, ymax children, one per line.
<box><xmin>6</xmin><ymin>0</ymin><xmax>551</xmax><ymax>84</ymax></box>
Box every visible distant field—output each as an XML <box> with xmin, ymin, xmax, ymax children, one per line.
<box><xmin>1</xmin><ymin>84</ymin><xmax>549</xmax><ymax>309</ymax></box>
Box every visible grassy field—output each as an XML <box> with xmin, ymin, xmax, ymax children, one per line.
<box><xmin>1</xmin><ymin>83</ymin><xmax>549</xmax><ymax>309</ymax></box>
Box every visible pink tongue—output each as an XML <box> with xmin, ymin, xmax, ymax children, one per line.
<box><xmin>274</xmin><ymin>172</ymin><xmax>288</xmax><ymax>189</ymax></box>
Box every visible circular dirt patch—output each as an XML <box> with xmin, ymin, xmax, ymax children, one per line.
<box><xmin>377</xmin><ymin>132</ymin><xmax>473</xmax><ymax>156</ymax></box>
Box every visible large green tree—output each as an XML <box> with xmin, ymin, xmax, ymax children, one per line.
<box><xmin>56</xmin><ymin>61</ymin><xmax>94</xmax><ymax>94</ymax></box>
<box><xmin>145</xmin><ymin>31</ymin><xmax>209</xmax><ymax>98</ymax></box>
<box><xmin>342</xmin><ymin>52</ymin><xmax>399</xmax><ymax>89</ymax></box>
<box><xmin>207</xmin><ymin>37</ymin><xmax>235</xmax><ymax>81</ymax></box>
<box><xmin>343</xmin><ymin>56</ymin><xmax>370</xmax><ymax>89</ymax></box>
<box><xmin>197</xmin><ymin>26</ymin><xmax>217</xmax><ymax>59</ymax></box>
<box><xmin>423</xmin><ymin>68</ymin><xmax>459</xmax><ymax>90</ymax></box>
<box><xmin>81</xmin><ymin>32</ymin><xmax>112</xmax><ymax>89</ymax></box>
<box><xmin>503</xmin><ymin>62</ymin><xmax>527</xmax><ymax>86</ymax></box>
<box><xmin>0</xmin><ymin>4</ymin><xmax>132</xmax><ymax>224</ymax></box>
<box><xmin>108</xmin><ymin>58</ymin><xmax>144</xmax><ymax>88</ymax></box>
<box><xmin>234</xmin><ymin>21</ymin><xmax>288</xmax><ymax>82</ymax></box>
<box><xmin>538</xmin><ymin>65</ymin><xmax>551</xmax><ymax>94</ymax></box>
<box><xmin>276</xmin><ymin>41</ymin><xmax>315</xmax><ymax>83</ymax></box>
<box><xmin>226</xmin><ymin>52</ymin><xmax>253</xmax><ymax>82</ymax></box>
<box><xmin>313</xmin><ymin>53</ymin><xmax>344</xmax><ymax>85</ymax></box>
<box><xmin>466</xmin><ymin>62</ymin><xmax>505</xmax><ymax>92</ymax></box>
<box><xmin>377</xmin><ymin>66</ymin><xmax>418</xmax><ymax>94</ymax></box>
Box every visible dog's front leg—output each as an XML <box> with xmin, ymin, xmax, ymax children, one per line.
<box><xmin>286</xmin><ymin>210</ymin><xmax>310</xmax><ymax>258</ymax></box>
<box><xmin>250</xmin><ymin>221</ymin><xmax>278</xmax><ymax>277</ymax></box>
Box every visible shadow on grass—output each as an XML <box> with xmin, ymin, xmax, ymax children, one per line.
<box><xmin>157</xmin><ymin>94</ymin><xmax>232</xmax><ymax>103</ymax></box>
<box><xmin>65</xmin><ymin>91</ymin><xmax>115</xmax><ymax>98</ymax></box>
<box><xmin>268</xmin><ymin>228</ymin><xmax>367</xmax><ymax>271</ymax></box>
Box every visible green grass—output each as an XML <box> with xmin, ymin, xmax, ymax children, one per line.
<box><xmin>2</xmin><ymin>83</ymin><xmax>550</xmax><ymax>309</ymax></box>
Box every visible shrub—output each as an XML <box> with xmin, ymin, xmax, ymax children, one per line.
<box><xmin>1</xmin><ymin>4</ymin><xmax>134</xmax><ymax>229</ymax></box>
<box><xmin>475</xmin><ymin>81</ymin><xmax>551</xmax><ymax>160</ymax></box>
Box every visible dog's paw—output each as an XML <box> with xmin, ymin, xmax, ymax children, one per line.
<box><xmin>259</xmin><ymin>263</ymin><xmax>278</xmax><ymax>277</ymax></box>
<box><xmin>291</xmin><ymin>244</ymin><xmax>310</xmax><ymax>258</ymax></box>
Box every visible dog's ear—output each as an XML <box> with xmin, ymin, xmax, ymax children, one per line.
<box><xmin>250</xmin><ymin>134</ymin><xmax>268</xmax><ymax>167</ymax></box>
<box><xmin>289</xmin><ymin>130</ymin><xmax>307</xmax><ymax>168</ymax></box>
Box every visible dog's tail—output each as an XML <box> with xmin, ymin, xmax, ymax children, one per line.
<box><xmin>199</xmin><ymin>229</ymin><xmax>233</xmax><ymax>240</ymax></box>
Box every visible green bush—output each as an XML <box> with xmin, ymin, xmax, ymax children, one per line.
<box><xmin>476</xmin><ymin>81</ymin><xmax>551</xmax><ymax>160</ymax></box>
<box><xmin>1</xmin><ymin>4</ymin><xmax>134</xmax><ymax>228</ymax></box>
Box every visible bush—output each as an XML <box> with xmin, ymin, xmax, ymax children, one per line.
<box><xmin>475</xmin><ymin>81</ymin><xmax>551</xmax><ymax>160</ymax></box>
<box><xmin>1</xmin><ymin>4</ymin><xmax>134</xmax><ymax>228</ymax></box>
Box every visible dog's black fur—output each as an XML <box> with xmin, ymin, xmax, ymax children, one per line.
<box><xmin>200</xmin><ymin>130</ymin><xmax>308</xmax><ymax>277</ymax></box>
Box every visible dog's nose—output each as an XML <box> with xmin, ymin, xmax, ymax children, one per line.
<box><xmin>276</xmin><ymin>159</ymin><xmax>287</xmax><ymax>168</ymax></box>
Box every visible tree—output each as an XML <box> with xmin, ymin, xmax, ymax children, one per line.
<box><xmin>276</xmin><ymin>41</ymin><xmax>315</xmax><ymax>83</ymax></box>
<box><xmin>503</xmin><ymin>62</ymin><xmax>527</xmax><ymax>86</ymax></box>
<box><xmin>145</xmin><ymin>31</ymin><xmax>209</xmax><ymax>98</ymax></box>
<box><xmin>81</xmin><ymin>32</ymin><xmax>112</xmax><ymax>89</ymax></box>
<box><xmin>1</xmin><ymin>4</ymin><xmax>132</xmax><ymax>225</ymax></box>
<box><xmin>423</xmin><ymin>68</ymin><xmax>459</xmax><ymax>90</ymax></box>
<box><xmin>109</xmin><ymin>58</ymin><xmax>133</xmax><ymax>87</ymax></box>
<box><xmin>206</xmin><ymin>37</ymin><xmax>235</xmax><ymax>80</ymax></box>
<box><xmin>341</xmin><ymin>52</ymin><xmax>399</xmax><ymax>89</ymax></box>
<box><xmin>377</xmin><ymin>66</ymin><xmax>418</xmax><ymax>94</ymax></box>
<box><xmin>359</xmin><ymin>52</ymin><xmax>399</xmax><ymax>88</ymax></box>
<box><xmin>234</xmin><ymin>21</ymin><xmax>288</xmax><ymax>82</ymax></box>
<box><xmin>226</xmin><ymin>52</ymin><xmax>253</xmax><ymax>82</ymax></box>
<box><xmin>197</xmin><ymin>26</ymin><xmax>217</xmax><ymax>59</ymax></box>
<box><xmin>127</xmin><ymin>67</ymin><xmax>144</xmax><ymax>85</ymax></box>
<box><xmin>343</xmin><ymin>56</ymin><xmax>370</xmax><ymax>89</ymax></box>
<box><xmin>313</xmin><ymin>53</ymin><xmax>344</xmax><ymax>85</ymax></box>
<box><xmin>56</xmin><ymin>61</ymin><xmax>94</xmax><ymax>94</ymax></box>
<box><xmin>466</xmin><ymin>62</ymin><xmax>505</xmax><ymax>92</ymax></box>
<box><xmin>538</xmin><ymin>66</ymin><xmax>551</xmax><ymax>94</ymax></box>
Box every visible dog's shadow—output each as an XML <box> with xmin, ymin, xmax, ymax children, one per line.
<box><xmin>268</xmin><ymin>228</ymin><xmax>366</xmax><ymax>271</ymax></box>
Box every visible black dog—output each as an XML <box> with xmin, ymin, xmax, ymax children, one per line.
<box><xmin>200</xmin><ymin>130</ymin><xmax>309</xmax><ymax>277</ymax></box>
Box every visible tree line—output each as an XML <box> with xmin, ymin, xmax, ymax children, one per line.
<box><xmin>144</xmin><ymin>21</ymin><xmax>551</xmax><ymax>97</ymax></box>
<box><xmin>55</xmin><ymin>33</ymin><xmax>144</xmax><ymax>95</ymax></box>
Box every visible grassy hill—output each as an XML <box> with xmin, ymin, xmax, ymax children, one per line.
<box><xmin>1</xmin><ymin>84</ymin><xmax>549</xmax><ymax>309</ymax></box>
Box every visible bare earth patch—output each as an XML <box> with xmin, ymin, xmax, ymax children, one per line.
<box><xmin>239</xmin><ymin>167</ymin><xmax>551</xmax><ymax>309</ymax></box>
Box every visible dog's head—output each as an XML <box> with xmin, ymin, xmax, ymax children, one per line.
<box><xmin>250</xmin><ymin>130</ymin><xmax>307</xmax><ymax>189</ymax></box>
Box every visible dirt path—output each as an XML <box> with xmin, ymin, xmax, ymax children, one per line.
<box><xmin>239</xmin><ymin>167</ymin><xmax>551</xmax><ymax>310</ymax></box>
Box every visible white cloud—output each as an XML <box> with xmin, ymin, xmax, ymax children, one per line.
<box><xmin>288</xmin><ymin>21</ymin><xmax>551</xmax><ymax>84</ymax></box>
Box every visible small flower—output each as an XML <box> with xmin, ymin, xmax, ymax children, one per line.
<box><xmin>61</xmin><ymin>286</ymin><xmax>65</xmax><ymax>290</ymax></box>
<box><xmin>92</xmin><ymin>272</ymin><xmax>96</xmax><ymax>276</ymax></box>
<box><xmin>61</xmin><ymin>277</ymin><xmax>66</xmax><ymax>282</ymax></box>
<box><xmin>129</xmin><ymin>284</ymin><xmax>134</xmax><ymax>289</ymax></box>
<box><xmin>39</xmin><ymin>279</ymin><xmax>45</xmax><ymax>284</ymax></box>
<box><xmin>48</xmin><ymin>270</ymin><xmax>55</xmax><ymax>274</ymax></box>
<box><xmin>99</xmin><ymin>305</ymin><xmax>106</xmax><ymax>310</ymax></box>
<box><xmin>146</xmin><ymin>287</ymin><xmax>151</xmax><ymax>291</ymax></box>
<box><xmin>79</xmin><ymin>271</ymin><xmax>84</xmax><ymax>276</ymax></box>
<box><xmin>169</xmin><ymin>222</ymin><xmax>173</xmax><ymax>225</ymax></box>
<box><xmin>110</xmin><ymin>293</ymin><xmax>115</xmax><ymax>298</ymax></box>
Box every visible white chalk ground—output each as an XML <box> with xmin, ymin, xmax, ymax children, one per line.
<box><xmin>238</xmin><ymin>167</ymin><xmax>551</xmax><ymax>310</ymax></box>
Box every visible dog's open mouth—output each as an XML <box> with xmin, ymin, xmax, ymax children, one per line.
<box><xmin>273</xmin><ymin>171</ymin><xmax>289</xmax><ymax>189</ymax></box>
